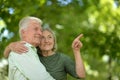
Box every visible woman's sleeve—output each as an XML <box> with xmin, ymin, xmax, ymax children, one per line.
<box><xmin>63</xmin><ymin>54</ymin><xmax>79</xmax><ymax>78</ymax></box>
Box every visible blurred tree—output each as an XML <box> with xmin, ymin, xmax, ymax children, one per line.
<box><xmin>0</xmin><ymin>0</ymin><xmax>120</xmax><ymax>80</ymax></box>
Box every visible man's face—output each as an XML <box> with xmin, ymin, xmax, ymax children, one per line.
<box><xmin>23</xmin><ymin>20</ymin><xmax>42</xmax><ymax>46</ymax></box>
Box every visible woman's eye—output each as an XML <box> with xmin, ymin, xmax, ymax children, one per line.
<box><xmin>48</xmin><ymin>36</ymin><xmax>52</xmax><ymax>38</ymax></box>
<box><xmin>41</xmin><ymin>37</ymin><xmax>45</xmax><ymax>39</ymax></box>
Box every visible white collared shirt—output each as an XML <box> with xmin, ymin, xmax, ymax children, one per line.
<box><xmin>8</xmin><ymin>42</ymin><xmax>55</xmax><ymax>80</ymax></box>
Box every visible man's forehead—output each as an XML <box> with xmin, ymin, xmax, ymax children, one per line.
<box><xmin>28</xmin><ymin>20</ymin><xmax>42</xmax><ymax>28</ymax></box>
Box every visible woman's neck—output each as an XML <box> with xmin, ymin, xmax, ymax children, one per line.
<box><xmin>42</xmin><ymin>50</ymin><xmax>55</xmax><ymax>57</ymax></box>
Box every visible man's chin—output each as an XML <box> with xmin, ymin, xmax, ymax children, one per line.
<box><xmin>35</xmin><ymin>41</ymin><xmax>40</xmax><ymax>45</ymax></box>
<box><xmin>33</xmin><ymin>42</ymin><xmax>40</xmax><ymax>47</ymax></box>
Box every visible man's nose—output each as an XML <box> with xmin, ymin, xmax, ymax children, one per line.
<box><xmin>38</xmin><ymin>30</ymin><xmax>42</xmax><ymax>35</ymax></box>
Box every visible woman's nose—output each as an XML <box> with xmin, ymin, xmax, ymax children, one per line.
<box><xmin>44</xmin><ymin>38</ymin><xmax>49</xmax><ymax>42</ymax></box>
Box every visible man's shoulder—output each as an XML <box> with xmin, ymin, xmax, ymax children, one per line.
<box><xmin>8</xmin><ymin>42</ymin><xmax>38</xmax><ymax>61</ymax></box>
<box><xmin>9</xmin><ymin>51</ymin><xmax>27</xmax><ymax>60</ymax></box>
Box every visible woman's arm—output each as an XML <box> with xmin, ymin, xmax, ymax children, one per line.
<box><xmin>72</xmin><ymin>34</ymin><xmax>85</xmax><ymax>78</ymax></box>
<box><xmin>4</xmin><ymin>41</ymin><xmax>28</xmax><ymax>58</ymax></box>
<box><xmin>4</xmin><ymin>44</ymin><xmax>11</xmax><ymax>58</ymax></box>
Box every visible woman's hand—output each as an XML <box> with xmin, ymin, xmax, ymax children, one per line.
<box><xmin>4</xmin><ymin>41</ymin><xmax>28</xmax><ymax>58</ymax></box>
<box><xmin>9</xmin><ymin>41</ymin><xmax>28</xmax><ymax>53</ymax></box>
<box><xmin>72</xmin><ymin>34</ymin><xmax>83</xmax><ymax>52</ymax></box>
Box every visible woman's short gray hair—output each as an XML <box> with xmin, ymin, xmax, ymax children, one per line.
<box><xmin>19</xmin><ymin>16</ymin><xmax>42</xmax><ymax>39</ymax></box>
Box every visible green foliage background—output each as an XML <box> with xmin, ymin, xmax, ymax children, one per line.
<box><xmin>0</xmin><ymin>0</ymin><xmax>120</xmax><ymax>80</ymax></box>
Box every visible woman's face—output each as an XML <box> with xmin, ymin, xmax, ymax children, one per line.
<box><xmin>39</xmin><ymin>30</ymin><xmax>54</xmax><ymax>51</ymax></box>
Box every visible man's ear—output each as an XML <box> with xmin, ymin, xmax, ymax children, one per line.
<box><xmin>21</xmin><ymin>29</ymin><xmax>25</xmax><ymax>34</ymax></box>
<box><xmin>21</xmin><ymin>29</ymin><xmax>26</xmax><ymax>39</ymax></box>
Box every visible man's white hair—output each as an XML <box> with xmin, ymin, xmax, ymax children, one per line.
<box><xmin>19</xmin><ymin>16</ymin><xmax>42</xmax><ymax>39</ymax></box>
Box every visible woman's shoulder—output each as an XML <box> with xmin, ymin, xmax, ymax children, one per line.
<box><xmin>56</xmin><ymin>52</ymin><xmax>70</xmax><ymax>59</ymax></box>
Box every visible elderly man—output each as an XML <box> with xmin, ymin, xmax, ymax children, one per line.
<box><xmin>7</xmin><ymin>16</ymin><xmax>55</xmax><ymax>80</ymax></box>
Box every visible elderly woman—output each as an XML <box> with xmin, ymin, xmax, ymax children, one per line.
<box><xmin>4</xmin><ymin>27</ymin><xmax>85</xmax><ymax>80</ymax></box>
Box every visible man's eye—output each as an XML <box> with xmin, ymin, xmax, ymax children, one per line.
<box><xmin>34</xmin><ymin>28</ymin><xmax>37</xmax><ymax>30</ymax></box>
